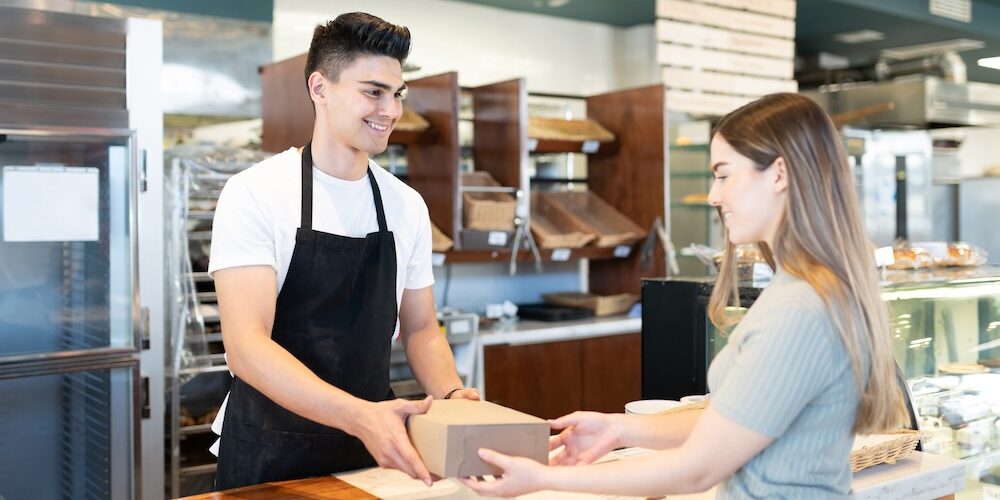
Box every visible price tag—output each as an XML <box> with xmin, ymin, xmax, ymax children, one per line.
<box><xmin>551</xmin><ymin>248</ymin><xmax>571</xmax><ymax>261</ymax></box>
<box><xmin>528</xmin><ymin>138</ymin><xmax>539</xmax><ymax>152</ymax></box>
<box><xmin>613</xmin><ymin>245</ymin><xmax>632</xmax><ymax>258</ymax></box>
<box><xmin>431</xmin><ymin>252</ymin><xmax>446</xmax><ymax>267</ymax></box>
<box><xmin>581</xmin><ymin>140</ymin><xmax>600</xmax><ymax>154</ymax></box>
<box><xmin>488</xmin><ymin>231</ymin><xmax>508</xmax><ymax>246</ymax></box>
<box><xmin>874</xmin><ymin>246</ymin><xmax>895</xmax><ymax>268</ymax></box>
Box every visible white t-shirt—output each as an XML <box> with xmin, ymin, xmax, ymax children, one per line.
<box><xmin>206</xmin><ymin>148</ymin><xmax>435</xmax><ymax>456</ymax></box>
<box><xmin>208</xmin><ymin>147</ymin><xmax>435</xmax><ymax>321</ymax></box>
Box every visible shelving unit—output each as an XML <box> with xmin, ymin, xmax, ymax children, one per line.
<box><xmin>667</xmin><ymin>140</ymin><xmax>723</xmax><ymax>276</ymax></box>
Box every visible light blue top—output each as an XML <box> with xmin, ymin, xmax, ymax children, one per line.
<box><xmin>707</xmin><ymin>270</ymin><xmax>862</xmax><ymax>499</ymax></box>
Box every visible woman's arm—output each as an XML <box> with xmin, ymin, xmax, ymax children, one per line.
<box><xmin>465</xmin><ymin>406</ymin><xmax>772</xmax><ymax>497</ymax></box>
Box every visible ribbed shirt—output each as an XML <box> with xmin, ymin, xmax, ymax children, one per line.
<box><xmin>707</xmin><ymin>270</ymin><xmax>861</xmax><ymax>499</ymax></box>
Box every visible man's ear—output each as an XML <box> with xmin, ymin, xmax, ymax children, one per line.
<box><xmin>772</xmin><ymin>157</ymin><xmax>788</xmax><ymax>194</ymax></box>
<box><xmin>308</xmin><ymin>71</ymin><xmax>327</xmax><ymax>104</ymax></box>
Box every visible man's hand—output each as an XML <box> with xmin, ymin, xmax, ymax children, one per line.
<box><xmin>347</xmin><ymin>395</ymin><xmax>434</xmax><ymax>485</ymax></box>
<box><xmin>445</xmin><ymin>388</ymin><xmax>481</xmax><ymax>400</ymax></box>
<box><xmin>548</xmin><ymin>411</ymin><xmax>623</xmax><ymax>466</ymax></box>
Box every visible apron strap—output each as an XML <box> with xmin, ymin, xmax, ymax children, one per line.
<box><xmin>367</xmin><ymin>167</ymin><xmax>388</xmax><ymax>234</ymax></box>
<box><xmin>302</xmin><ymin>142</ymin><xmax>388</xmax><ymax>234</ymax></box>
<box><xmin>300</xmin><ymin>142</ymin><xmax>314</xmax><ymax>231</ymax></box>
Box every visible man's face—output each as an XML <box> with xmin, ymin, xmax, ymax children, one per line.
<box><xmin>313</xmin><ymin>55</ymin><xmax>406</xmax><ymax>154</ymax></box>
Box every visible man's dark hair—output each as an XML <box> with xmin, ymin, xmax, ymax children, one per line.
<box><xmin>304</xmin><ymin>12</ymin><xmax>410</xmax><ymax>90</ymax></box>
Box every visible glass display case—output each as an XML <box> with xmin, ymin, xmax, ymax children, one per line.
<box><xmin>643</xmin><ymin>266</ymin><xmax>1000</xmax><ymax>498</ymax></box>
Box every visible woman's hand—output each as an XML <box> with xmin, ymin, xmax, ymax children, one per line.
<box><xmin>548</xmin><ymin>411</ymin><xmax>623</xmax><ymax>465</ymax></box>
<box><xmin>460</xmin><ymin>448</ymin><xmax>549</xmax><ymax>497</ymax></box>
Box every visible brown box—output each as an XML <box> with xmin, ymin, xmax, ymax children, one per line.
<box><xmin>406</xmin><ymin>400</ymin><xmax>549</xmax><ymax>478</ymax></box>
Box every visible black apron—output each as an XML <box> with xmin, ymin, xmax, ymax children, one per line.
<box><xmin>216</xmin><ymin>143</ymin><xmax>398</xmax><ymax>489</ymax></box>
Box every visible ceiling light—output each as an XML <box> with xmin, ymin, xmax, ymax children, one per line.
<box><xmin>979</xmin><ymin>57</ymin><xmax>1000</xmax><ymax>70</ymax></box>
<box><xmin>833</xmin><ymin>30</ymin><xmax>885</xmax><ymax>44</ymax></box>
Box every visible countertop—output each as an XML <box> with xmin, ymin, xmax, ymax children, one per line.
<box><xmin>181</xmin><ymin>450</ymin><xmax>964</xmax><ymax>500</ymax></box>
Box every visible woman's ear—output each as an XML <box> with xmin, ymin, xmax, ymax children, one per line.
<box><xmin>308</xmin><ymin>71</ymin><xmax>326</xmax><ymax>104</ymax></box>
<box><xmin>772</xmin><ymin>157</ymin><xmax>788</xmax><ymax>194</ymax></box>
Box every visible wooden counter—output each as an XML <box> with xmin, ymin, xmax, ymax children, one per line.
<box><xmin>182</xmin><ymin>450</ymin><xmax>964</xmax><ymax>500</ymax></box>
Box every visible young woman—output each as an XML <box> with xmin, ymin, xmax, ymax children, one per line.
<box><xmin>462</xmin><ymin>93</ymin><xmax>907</xmax><ymax>498</ymax></box>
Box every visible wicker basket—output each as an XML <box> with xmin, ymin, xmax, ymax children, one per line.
<box><xmin>461</xmin><ymin>171</ymin><xmax>517</xmax><ymax>231</ymax></box>
<box><xmin>542</xmin><ymin>292</ymin><xmax>638</xmax><ymax>317</ymax></box>
<box><xmin>530</xmin><ymin>192</ymin><xmax>596</xmax><ymax>249</ymax></box>
<box><xmin>528</xmin><ymin>117</ymin><xmax>615</xmax><ymax>143</ymax></box>
<box><xmin>849</xmin><ymin>430</ymin><xmax>921</xmax><ymax>472</ymax></box>
<box><xmin>394</xmin><ymin>107</ymin><xmax>431</xmax><ymax>132</ymax></box>
<box><xmin>430</xmin><ymin>222</ymin><xmax>453</xmax><ymax>252</ymax></box>
<box><xmin>656</xmin><ymin>400</ymin><xmax>709</xmax><ymax>415</ymax></box>
<box><xmin>542</xmin><ymin>191</ymin><xmax>644</xmax><ymax>247</ymax></box>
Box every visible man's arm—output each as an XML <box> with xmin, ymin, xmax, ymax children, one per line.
<box><xmin>215</xmin><ymin>265</ymin><xmax>433</xmax><ymax>483</ymax></box>
<box><xmin>398</xmin><ymin>286</ymin><xmax>479</xmax><ymax>400</ymax></box>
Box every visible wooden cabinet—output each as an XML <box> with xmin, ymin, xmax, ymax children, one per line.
<box><xmin>483</xmin><ymin>332</ymin><xmax>640</xmax><ymax>419</ymax></box>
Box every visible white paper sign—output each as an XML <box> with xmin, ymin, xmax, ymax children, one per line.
<box><xmin>613</xmin><ymin>245</ymin><xmax>632</xmax><ymax>258</ymax></box>
<box><xmin>431</xmin><ymin>252</ymin><xmax>446</xmax><ymax>267</ymax></box>
<box><xmin>3</xmin><ymin>166</ymin><xmax>100</xmax><ymax>242</ymax></box>
<box><xmin>487</xmin><ymin>231</ymin><xmax>508</xmax><ymax>246</ymax></box>
<box><xmin>527</xmin><ymin>138</ymin><xmax>539</xmax><ymax>152</ymax></box>
<box><xmin>551</xmin><ymin>248</ymin><xmax>571</xmax><ymax>261</ymax></box>
<box><xmin>581</xmin><ymin>140</ymin><xmax>600</xmax><ymax>153</ymax></box>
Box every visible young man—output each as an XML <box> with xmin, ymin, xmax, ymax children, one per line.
<box><xmin>209</xmin><ymin>12</ymin><xmax>478</xmax><ymax>489</ymax></box>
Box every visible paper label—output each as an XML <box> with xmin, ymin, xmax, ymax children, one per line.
<box><xmin>874</xmin><ymin>246</ymin><xmax>895</xmax><ymax>267</ymax></box>
<box><xmin>431</xmin><ymin>252</ymin><xmax>446</xmax><ymax>267</ymax></box>
<box><xmin>3</xmin><ymin>166</ymin><xmax>99</xmax><ymax>242</ymax></box>
<box><xmin>527</xmin><ymin>138</ymin><xmax>539</xmax><ymax>152</ymax></box>
<box><xmin>613</xmin><ymin>245</ymin><xmax>632</xmax><ymax>258</ymax></box>
<box><xmin>581</xmin><ymin>140</ymin><xmax>600</xmax><ymax>153</ymax></box>
<box><xmin>551</xmin><ymin>248</ymin><xmax>571</xmax><ymax>261</ymax></box>
<box><xmin>487</xmin><ymin>231</ymin><xmax>508</xmax><ymax>246</ymax></box>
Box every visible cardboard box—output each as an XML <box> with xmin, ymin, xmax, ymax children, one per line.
<box><xmin>406</xmin><ymin>399</ymin><xmax>549</xmax><ymax>478</ymax></box>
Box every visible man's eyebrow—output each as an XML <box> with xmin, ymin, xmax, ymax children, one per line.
<box><xmin>711</xmin><ymin>161</ymin><xmax>727</xmax><ymax>172</ymax></box>
<box><xmin>359</xmin><ymin>80</ymin><xmax>407</xmax><ymax>92</ymax></box>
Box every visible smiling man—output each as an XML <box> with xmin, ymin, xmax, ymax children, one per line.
<box><xmin>209</xmin><ymin>12</ymin><xmax>478</xmax><ymax>490</ymax></box>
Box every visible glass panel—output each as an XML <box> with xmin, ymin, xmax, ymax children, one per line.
<box><xmin>0</xmin><ymin>365</ymin><xmax>135</xmax><ymax>499</ymax></box>
<box><xmin>884</xmin><ymin>275</ymin><xmax>1000</xmax><ymax>495</ymax></box>
<box><xmin>0</xmin><ymin>131</ymin><xmax>134</xmax><ymax>357</ymax></box>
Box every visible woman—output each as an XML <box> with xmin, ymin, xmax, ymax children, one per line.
<box><xmin>462</xmin><ymin>93</ymin><xmax>907</xmax><ymax>498</ymax></box>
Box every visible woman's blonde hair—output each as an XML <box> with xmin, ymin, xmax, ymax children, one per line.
<box><xmin>707</xmin><ymin>93</ymin><xmax>906</xmax><ymax>434</ymax></box>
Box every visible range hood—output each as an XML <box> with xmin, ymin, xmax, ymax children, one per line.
<box><xmin>804</xmin><ymin>76</ymin><xmax>1000</xmax><ymax>128</ymax></box>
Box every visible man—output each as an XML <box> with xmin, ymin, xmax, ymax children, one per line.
<box><xmin>209</xmin><ymin>12</ymin><xmax>478</xmax><ymax>489</ymax></box>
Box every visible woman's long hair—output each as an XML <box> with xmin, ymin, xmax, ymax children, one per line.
<box><xmin>707</xmin><ymin>93</ymin><xmax>905</xmax><ymax>433</ymax></box>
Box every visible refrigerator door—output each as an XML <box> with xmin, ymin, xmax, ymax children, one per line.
<box><xmin>0</xmin><ymin>357</ymin><xmax>139</xmax><ymax>499</ymax></box>
<box><xmin>0</xmin><ymin>128</ymin><xmax>138</xmax><ymax>361</ymax></box>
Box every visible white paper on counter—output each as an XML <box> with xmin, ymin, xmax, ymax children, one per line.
<box><xmin>3</xmin><ymin>165</ymin><xmax>100</xmax><ymax>242</ymax></box>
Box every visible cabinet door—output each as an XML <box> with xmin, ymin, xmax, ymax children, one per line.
<box><xmin>484</xmin><ymin>340</ymin><xmax>583</xmax><ymax>420</ymax></box>
<box><xmin>582</xmin><ymin>333</ymin><xmax>641</xmax><ymax>413</ymax></box>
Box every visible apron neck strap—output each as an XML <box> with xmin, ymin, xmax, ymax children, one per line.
<box><xmin>301</xmin><ymin>142</ymin><xmax>389</xmax><ymax>234</ymax></box>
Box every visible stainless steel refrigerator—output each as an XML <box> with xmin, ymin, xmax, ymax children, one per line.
<box><xmin>0</xmin><ymin>128</ymin><xmax>140</xmax><ymax>499</ymax></box>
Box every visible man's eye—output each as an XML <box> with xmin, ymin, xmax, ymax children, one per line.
<box><xmin>366</xmin><ymin>89</ymin><xmax>381</xmax><ymax>97</ymax></box>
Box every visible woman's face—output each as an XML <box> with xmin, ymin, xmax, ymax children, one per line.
<box><xmin>707</xmin><ymin>135</ymin><xmax>787</xmax><ymax>247</ymax></box>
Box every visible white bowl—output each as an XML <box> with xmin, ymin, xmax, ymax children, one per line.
<box><xmin>625</xmin><ymin>399</ymin><xmax>683</xmax><ymax>415</ymax></box>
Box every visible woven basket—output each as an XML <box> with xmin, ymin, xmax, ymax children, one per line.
<box><xmin>430</xmin><ymin>222</ymin><xmax>453</xmax><ymax>252</ymax></box>
<box><xmin>849</xmin><ymin>430</ymin><xmax>921</xmax><ymax>472</ymax></box>
<box><xmin>394</xmin><ymin>107</ymin><xmax>430</xmax><ymax>132</ymax></box>
<box><xmin>542</xmin><ymin>292</ymin><xmax>638</xmax><ymax>317</ymax></box>
<box><xmin>528</xmin><ymin>117</ymin><xmax>615</xmax><ymax>143</ymax></box>
<box><xmin>462</xmin><ymin>171</ymin><xmax>516</xmax><ymax>231</ymax></box>
<box><xmin>656</xmin><ymin>400</ymin><xmax>709</xmax><ymax>415</ymax></box>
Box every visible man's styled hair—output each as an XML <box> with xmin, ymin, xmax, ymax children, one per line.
<box><xmin>304</xmin><ymin>12</ymin><xmax>411</xmax><ymax>90</ymax></box>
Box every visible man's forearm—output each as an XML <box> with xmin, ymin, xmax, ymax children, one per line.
<box><xmin>227</xmin><ymin>331</ymin><xmax>368</xmax><ymax>434</ymax></box>
<box><xmin>404</xmin><ymin>326</ymin><xmax>464</xmax><ymax>398</ymax></box>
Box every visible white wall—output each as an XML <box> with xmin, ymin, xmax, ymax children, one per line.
<box><xmin>274</xmin><ymin>0</ymin><xmax>658</xmax><ymax>95</ymax></box>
